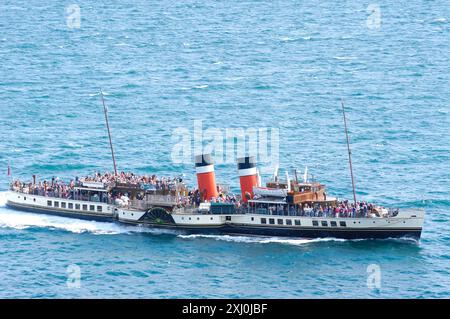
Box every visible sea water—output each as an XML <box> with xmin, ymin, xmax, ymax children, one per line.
<box><xmin>0</xmin><ymin>0</ymin><xmax>449</xmax><ymax>298</ymax></box>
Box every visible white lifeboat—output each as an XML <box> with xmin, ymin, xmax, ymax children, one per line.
<box><xmin>252</xmin><ymin>186</ymin><xmax>287</xmax><ymax>197</ymax></box>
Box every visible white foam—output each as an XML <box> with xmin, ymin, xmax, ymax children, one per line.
<box><xmin>194</xmin><ymin>84</ymin><xmax>208</xmax><ymax>89</ymax></box>
<box><xmin>333</xmin><ymin>56</ymin><xmax>357</xmax><ymax>60</ymax></box>
<box><xmin>0</xmin><ymin>209</ymin><xmax>125</xmax><ymax>234</ymax></box>
<box><xmin>178</xmin><ymin>234</ymin><xmax>347</xmax><ymax>246</ymax></box>
<box><xmin>280</xmin><ymin>36</ymin><xmax>294</xmax><ymax>42</ymax></box>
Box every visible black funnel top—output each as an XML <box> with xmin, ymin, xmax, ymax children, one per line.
<box><xmin>195</xmin><ymin>154</ymin><xmax>214</xmax><ymax>167</ymax></box>
<box><xmin>237</xmin><ymin>156</ymin><xmax>256</xmax><ymax>170</ymax></box>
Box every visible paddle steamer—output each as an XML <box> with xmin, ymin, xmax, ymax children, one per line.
<box><xmin>4</xmin><ymin>93</ymin><xmax>425</xmax><ymax>240</ymax></box>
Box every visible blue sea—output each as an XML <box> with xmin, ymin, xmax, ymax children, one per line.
<box><xmin>0</xmin><ymin>0</ymin><xmax>449</xmax><ymax>298</ymax></box>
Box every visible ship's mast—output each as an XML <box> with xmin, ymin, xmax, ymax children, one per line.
<box><xmin>100</xmin><ymin>89</ymin><xmax>118</xmax><ymax>176</ymax></box>
<box><xmin>341</xmin><ymin>99</ymin><xmax>357</xmax><ymax>205</ymax></box>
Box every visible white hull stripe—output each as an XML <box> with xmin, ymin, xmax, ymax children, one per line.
<box><xmin>196</xmin><ymin>164</ymin><xmax>214</xmax><ymax>174</ymax></box>
<box><xmin>238</xmin><ymin>167</ymin><xmax>257</xmax><ymax>177</ymax></box>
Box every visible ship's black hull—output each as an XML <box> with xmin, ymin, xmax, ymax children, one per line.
<box><xmin>125</xmin><ymin>221</ymin><xmax>422</xmax><ymax>240</ymax></box>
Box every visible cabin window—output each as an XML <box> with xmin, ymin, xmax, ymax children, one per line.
<box><xmin>33</xmin><ymin>198</ymin><xmax>36</xmax><ymax>202</ymax></box>
<box><xmin>54</xmin><ymin>201</ymin><xmax>59</xmax><ymax>208</ymax></box>
<box><xmin>294</xmin><ymin>220</ymin><xmax>301</xmax><ymax>226</ymax></box>
<box><xmin>251</xmin><ymin>217</ymin><xmax>254</xmax><ymax>221</ymax></box>
<box><xmin>286</xmin><ymin>219</ymin><xmax>292</xmax><ymax>225</ymax></box>
<box><xmin>61</xmin><ymin>202</ymin><xmax>66</xmax><ymax>209</ymax></box>
<box><xmin>339</xmin><ymin>221</ymin><xmax>347</xmax><ymax>227</ymax></box>
<box><xmin>226</xmin><ymin>216</ymin><xmax>231</xmax><ymax>221</ymax></box>
<box><xmin>89</xmin><ymin>205</ymin><xmax>95</xmax><ymax>211</ymax></box>
<box><xmin>269</xmin><ymin>218</ymin><xmax>275</xmax><ymax>225</ymax></box>
<box><xmin>47</xmin><ymin>200</ymin><xmax>52</xmax><ymax>206</ymax></box>
<box><xmin>330</xmin><ymin>221</ymin><xmax>337</xmax><ymax>227</ymax></box>
<box><xmin>97</xmin><ymin>206</ymin><xmax>102</xmax><ymax>212</ymax></box>
<box><xmin>68</xmin><ymin>203</ymin><xmax>73</xmax><ymax>209</ymax></box>
<box><xmin>82</xmin><ymin>204</ymin><xmax>87</xmax><ymax>210</ymax></box>
<box><xmin>24</xmin><ymin>197</ymin><xmax>26</xmax><ymax>201</ymax></box>
<box><xmin>277</xmin><ymin>219</ymin><xmax>283</xmax><ymax>225</ymax></box>
<box><xmin>321</xmin><ymin>221</ymin><xmax>328</xmax><ymax>227</ymax></box>
<box><xmin>261</xmin><ymin>218</ymin><xmax>267</xmax><ymax>224</ymax></box>
<box><xmin>75</xmin><ymin>204</ymin><xmax>80</xmax><ymax>210</ymax></box>
<box><xmin>312</xmin><ymin>220</ymin><xmax>319</xmax><ymax>226</ymax></box>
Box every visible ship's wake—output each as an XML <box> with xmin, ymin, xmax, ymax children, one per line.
<box><xmin>0</xmin><ymin>208</ymin><xmax>182</xmax><ymax>236</ymax></box>
<box><xmin>0</xmin><ymin>210</ymin><xmax>126</xmax><ymax>234</ymax></box>
<box><xmin>177</xmin><ymin>234</ymin><xmax>348</xmax><ymax>245</ymax></box>
<box><xmin>177</xmin><ymin>234</ymin><xmax>418</xmax><ymax>245</ymax></box>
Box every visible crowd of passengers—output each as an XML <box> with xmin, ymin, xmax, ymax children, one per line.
<box><xmin>11</xmin><ymin>174</ymin><xmax>383</xmax><ymax>218</ymax></box>
<box><xmin>9</xmin><ymin>171</ymin><xmax>182</xmax><ymax>201</ymax></box>
<box><xmin>82</xmin><ymin>171</ymin><xmax>180</xmax><ymax>191</ymax></box>
<box><xmin>250</xmin><ymin>200</ymin><xmax>384</xmax><ymax>218</ymax></box>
